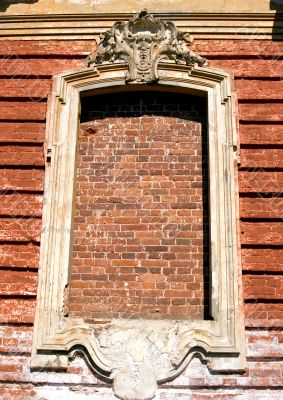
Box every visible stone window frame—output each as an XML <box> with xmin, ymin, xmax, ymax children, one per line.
<box><xmin>31</xmin><ymin>60</ymin><xmax>246</xmax><ymax>397</ymax></box>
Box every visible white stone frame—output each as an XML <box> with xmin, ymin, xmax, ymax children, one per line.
<box><xmin>31</xmin><ymin>61</ymin><xmax>246</xmax><ymax>399</ymax></box>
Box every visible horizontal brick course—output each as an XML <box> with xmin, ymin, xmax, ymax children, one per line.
<box><xmin>243</xmin><ymin>275</ymin><xmax>283</xmax><ymax>299</ymax></box>
<box><xmin>240</xmin><ymin>148</ymin><xmax>283</xmax><ymax>168</ymax></box>
<box><xmin>0</xmin><ymin>270</ymin><xmax>38</xmax><ymax>296</ymax></box>
<box><xmin>0</xmin><ymin>218</ymin><xmax>41</xmax><ymax>242</ymax></box>
<box><xmin>0</xmin><ymin>122</ymin><xmax>45</xmax><ymax>143</ymax></box>
<box><xmin>238</xmin><ymin>103</ymin><xmax>283</xmax><ymax>122</ymax></box>
<box><xmin>0</xmin><ymin>40</ymin><xmax>95</xmax><ymax>55</ymax></box>
<box><xmin>239</xmin><ymin>124</ymin><xmax>283</xmax><ymax>145</ymax></box>
<box><xmin>0</xmin><ymin>78</ymin><xmax>51</xmax><ymax>99</ymax></box>
<box><xmin>239</xmin><ymin>171</ymin><xmax>283</xmax><ymax>193</ymax></box>
<box><xmin>246</xmin><ymin>329</ymin><xmax>283</xmax><ymax>358</ymax></box>
<box><xmin>0</xmin><ymin>194</ymin><xmax>42</xmax><ymax>216</ymax></box>
<box><xmin>240</xmin><ymin>197</ymin><xmax>283</xmax><ymax>219</ymax></box>
<box><xmin>0</xmin><ymin>326</ymin><xmax>33</xmax><ymax>354</ymax></box>
<box><xmin>242</xmin><ymin>248</ymin><xmax>283</xmax><ymax>272</ymax></box>
<box><xmin>241</xmin><ymin>222</ymin><xmax>283</xmax><ymax>245</ymax></box>
<box><xmin>0</xmin><ymin>101</ymin><xmax>46</xmax><ymax>121</ymax></box>
<box><xmin>0</xmin><ymin>169</ymin><xmax>44</xmax><ymax>192</ymax></box>
<box><xmin>2</xmin><ymin>39</ymin><xmax>283</xmax><ymax>57</ymax></box>
<box><xmin>245</xmin><ymin>303</ymin><xmax>283</xmax><ymax>327</ymax></box>
<box><xmin>0</xmin><ymin>299</ymin><xmax>35</xmax><ymax>323</ymax></box>
<box><xmin>0</xmin><ymin>58</ymin><xmax>82</xmax><ymax>76</ymax></box>
<box><xmin>209</xmin><ymin>59</ymin><xmax>283</xmax><ymax>78</ymax></box>
<box><xmin>193</xmin><ymin>40</ymin><xmax>283</xmax><ymax>57</ymax></box>
<box><xmin>235</xmin><ymin>79</ymin><xmax>283</xmax><ymax>100</ymax></box>
<box><xmin>0</xmin><ymin>144</ymin><xmax>44</xmax><ymax>166</ymax></box>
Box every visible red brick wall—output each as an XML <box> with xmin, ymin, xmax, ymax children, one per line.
<box><xmin>69</xmin><ymin>91</ymin><xmax>209</xmax><ymax>320</ymax></box>
<box><xmin>0</xmin><ymin>39</ymin><xmax>282</xmax><ymax>398</ymax></box>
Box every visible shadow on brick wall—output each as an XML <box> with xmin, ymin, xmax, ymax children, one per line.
<box><xmin>270</xmin><ymin>0</ymin><xmax>283</xmax><ymax>40</ymax></box>
<box><xmin>0</xmin><ymin>0</ymin><xmax>38</xmax><ymax>12</ymax></box>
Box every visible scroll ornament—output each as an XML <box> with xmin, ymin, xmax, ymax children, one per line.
<box><xmin>86</xmin><ymin>9</ymin><xmax>206</xmax><ymax>84</ymax></box>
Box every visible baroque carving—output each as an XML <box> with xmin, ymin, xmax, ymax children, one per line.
<box><xmin>86</xmin><ymin>9</ymin><xmax>206</xmax><ymax>84</ymax></box>
<box><xmin>91</xmin><ymin>320</ymin><xmax>196</xmax><ymax>400</ymax></box>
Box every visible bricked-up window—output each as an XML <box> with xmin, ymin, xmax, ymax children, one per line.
<box><xmin>68</xmin><ymin>91</ymin><xmax>209</xmax><ymax>321</ymax></box>
<box><xmin>32</xmin><ymin>65</ymin><xmax>246</xmax><ymax>380</ymax></box>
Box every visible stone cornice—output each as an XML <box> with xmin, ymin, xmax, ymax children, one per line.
<box><xmin>0</xmin><ymin>12</ymin><xmax>282</xmax><ymax>40</ymax></box>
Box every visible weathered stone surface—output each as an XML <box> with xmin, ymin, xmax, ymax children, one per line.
<box><xmin>0</xmin><ymin>0</ymin><xmax>275</xmax><ymax>15</ymax></box>
<box><xmin>89</xmin><ymin>10</ymin><xmax>205</xmax><ymax>84</ymax></box>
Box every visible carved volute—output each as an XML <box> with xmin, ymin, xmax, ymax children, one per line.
<box><xmin>86</xmin><ymin>9</ymin><xmax>206</xmax><ymax>84</ymax></box>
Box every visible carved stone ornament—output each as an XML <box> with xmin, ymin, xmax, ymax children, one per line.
<box><xmin>79</xmin><ymin>319</ymin><xmax>197</xmax><ymax>400</ymax></box>
<box><xmin>86</xmin><ymin>9</ymin><xmax>206</xmax><ymax>84</ymax></box>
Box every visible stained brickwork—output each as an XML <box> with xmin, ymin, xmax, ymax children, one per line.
<box><xmin>69</xmin><ymin>91</ymin><xmax>209</xmax><ymax>320</ymax></box>
<box><xmin>0</xmin><ymin>39</ymin><xmax>282</xmax><ymax>397</ymax></box>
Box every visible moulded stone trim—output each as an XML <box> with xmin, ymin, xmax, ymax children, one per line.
<box><xmin>31</xmin><ymin>60</ymin><xmax>246</xmax><ymax>400</ymax></box>
<box><xmin>0</xmin><ymin>13</ymin><xmax>280</xmax><ymax>40</ymax></box>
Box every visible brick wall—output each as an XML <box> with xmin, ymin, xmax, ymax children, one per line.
<box><xmin>69</xmin><ymin>91</ymin><xmax>209</xmax><ymax>320</ymax></box>
<box><xmin>0</xmin><ymin>39</ymin><xmax>282</xmax><ymax>398</ymax></box>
